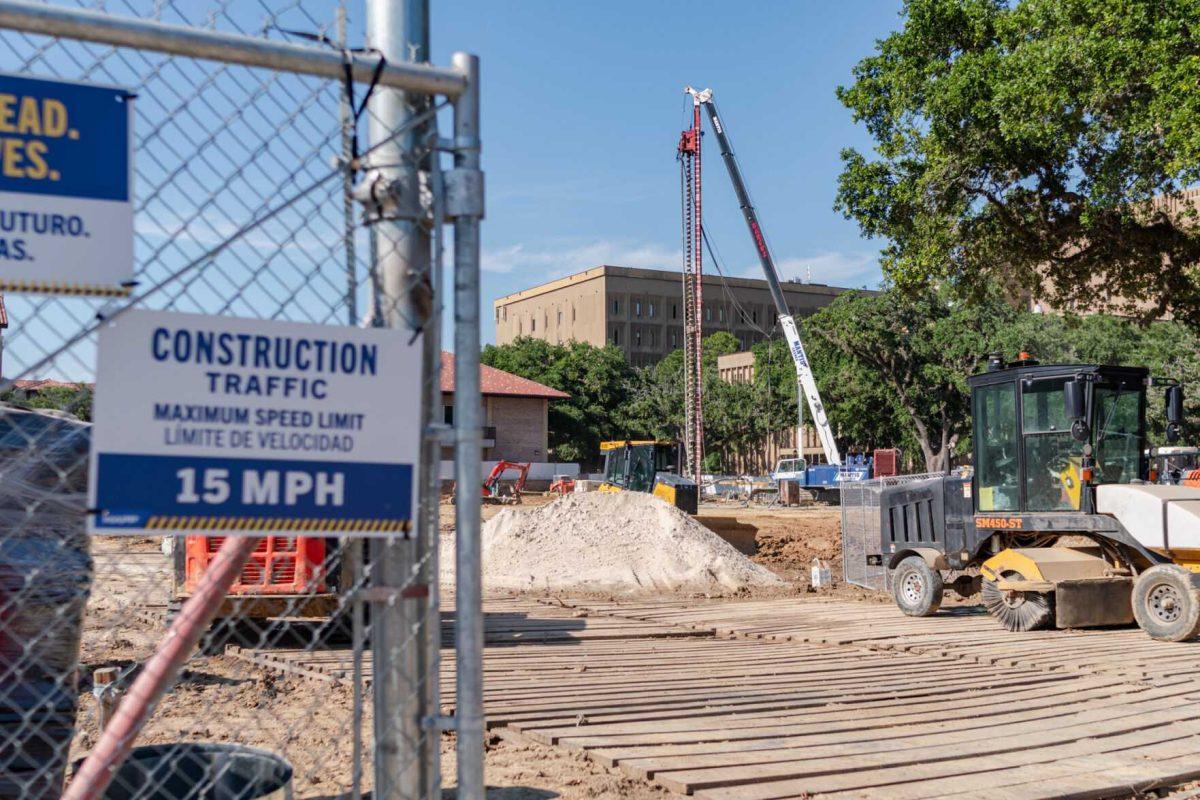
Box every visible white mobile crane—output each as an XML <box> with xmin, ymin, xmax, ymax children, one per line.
<box><xmin>684</xmin><ymin>87</ymin><xmax>856</xmax><ymax>485</ymax></box>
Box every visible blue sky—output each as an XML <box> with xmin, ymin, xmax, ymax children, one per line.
<box><xmin>429</xmin><ymin>1</ymin><xmax>906</xmax><ymax>343</ymax></box>
<box><xmin>0</xmin><ymin>1</ymin><xmax>908</xmax><ymax>381</ymax></box>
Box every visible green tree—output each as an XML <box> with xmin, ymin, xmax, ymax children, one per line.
<box><xmin>755</xmin><ymin>335</ymin><xmax>912</xmax><ymax>461</ymax></box>
<box><xmin>621</xmin><ymin>350</ymin><xmax>684</xmax><ymax>444</ymax></box>
<box><xmin>0</xmin><ymin>384</ymin><xmax>93</xmax><ymax>421</ymax></box>
<box><xmin>620</xmin><ymin>332</ymin><xmax>765</xmax><ymax>473</ymax></box>
<box><xmin>480</xmin><ymin>338</ymin><xmax>634</xmax><ymax>465</ymax></box>
<box><xmin>837</xmin><ymin>0</ymin><xmax>1200</xmax><ymax>326</ymax></box>
<box><xmin>802</xmin><ymin>287</ymin><xmax>1023</xmax><ymax>472</ymax></box>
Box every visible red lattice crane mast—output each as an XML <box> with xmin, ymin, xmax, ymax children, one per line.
<box><xmin>677</xmin><ymin>94</ymin><xmax>704</xmax><ymax>486</ymax></box>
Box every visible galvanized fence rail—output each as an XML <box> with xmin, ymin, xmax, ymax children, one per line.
<box><xmin>0</xmin><ymin>2</ymin><xmax>481</xmax><ymax>798</ymax></box>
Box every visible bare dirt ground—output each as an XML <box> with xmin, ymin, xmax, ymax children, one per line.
<box><xmin>70</xmin><ymin>533</ymin><xmax>675</xmax><ymax>799</ymax></box>
<box><xmin>57</xmin><ymin>497</ymin><xmax>992</xmax><ymax>798</ymax></box>
<box><xmin>691</xmin><ymin>500</ymin><xmax>891</xmax><ymax>603</ymax></box>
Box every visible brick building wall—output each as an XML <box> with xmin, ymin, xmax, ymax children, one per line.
<box><xmin>439</xmin><ymin>352</ymin><xmax>568</xmax><ymax>464</ymax></box>
<box><xmin>486</xmin><ymin>395</ymin><xmax>549</xmax><ymax>462</ymax></box>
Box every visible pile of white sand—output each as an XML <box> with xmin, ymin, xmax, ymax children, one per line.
<box><xmin>440</xmin><ymin>491</ymin><xmax>783</xmax><ymax>594</ymax></box>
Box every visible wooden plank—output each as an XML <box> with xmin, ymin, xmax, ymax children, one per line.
<box><xmin>693</xmin><ymin>722</ymin><xmax>1200</xmax><ymax>800</ymax></box>
<box><xmin>639</xmin><ymin>692</ymin><xmax>1195</xmax><ymax>794</ymax></box>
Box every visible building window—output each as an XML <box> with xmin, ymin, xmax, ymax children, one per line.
<box><xmin>718</xmin><ymin>307</ymin><xmax>725</xmax><ymax>322</ymax></box>
<box><xmin>531</xmin><ymin>316</ymin><xmax>536</xmax><ymax>332</ymax></box>
<box><xmin>635</xmin><ymin>329</ymin><xmax>642</xmax><ymax>347</ymax></box>
<box><xmin>443</xmin><ymin>405</ymin><xmax>453</xmax><ymax>425</ymax></box>
<box><xmin>572</xmin><ymin>305</ymin><xmax>576</xmax><ymax>322</ymax></box>
<box><xmin>612</xmin><ymin>328</ymin><xmax>620</xmax><ymax>345</ymax></box>
<box><xmin>649</xmin><ymin>329</ymin><xmax>656</xmax><ymax>347</ymax></box>
<box><xmin>752</xmin><ymin>309</ymin><xmax>758</xmax><ymax>323</ymax></box>
<box><xmin>495</xmin><ymin>308</ymin><xmax>500</xmax><ymax>322</ymax></box>
<box><xmin>705</xmin><ymin>308</ymin><xmax>712</xmax><ymax>322</ymax></box>
<box><xmin>649</xmin><ymin>302</ymin><xmax>655</xmax><ymax>317</ymax></box>
<box><xmin>672</xmin><ymin>304</ymin><xmax>678</xmax><ymax>319</ymax></box>
<box><xmin>613</xmin><ymin>299</ymin><xmax>620</xmax><ymax>314</ymax></box>
<box><xmin>557</xmin><ymin>309</ymin><xmax>562</xmax><ymax>325</ymax></box>
<box><xmin>519</xmin><ymin>319</ymin><xmax>523</xmax><ymax>335</ymax></box>
<box><xmin>671</xmin><ymin>331</ymin><xmax>678</xmax><ymax>347</ymax></box>
<box><xmin>635</xmin><ymin>300</ymin><xmax>642</xmax><ymax>317</ymax></box>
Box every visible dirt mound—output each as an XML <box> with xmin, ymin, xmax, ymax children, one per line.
<box><xmin>441</xmin><ymin>491</ymin><xmax>784</xmax><ymax>595</ymax></box>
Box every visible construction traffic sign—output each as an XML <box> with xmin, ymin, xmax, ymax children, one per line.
<box><xmin>88</xmin><ymin>309</ymin><xmax>420</xmax><ymax>536</ymax></box>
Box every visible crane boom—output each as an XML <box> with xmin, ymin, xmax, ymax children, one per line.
<box><xmin>686</xmin><ymin>86</ymin><xmax>842</xmax><ymax>466</ymax></box>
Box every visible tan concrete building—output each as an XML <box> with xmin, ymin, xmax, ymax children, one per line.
<box><xmin>494</xmin><ymin>265</ymin><xmax>857</xmax><ymax>367</ymax></box>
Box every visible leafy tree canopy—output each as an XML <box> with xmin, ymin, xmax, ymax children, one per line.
<box><xmin>837</xmin><ymin>0</ymin><xmax>1200</xmax><ymax>325</ymax></box>
<box><xmin>802</xmin><ymin>287</ymin><xmax>1021</xmax><ymax>471</ymax></box>
<box><xmin>0</xmin><ymin>385</ymin><xmax>93</xmax><ymax>421</ymax></box>
<box><xmin>803</xmin><ymin>285</ymin><xmax>1200</xmax><ymax>472</ymax></box>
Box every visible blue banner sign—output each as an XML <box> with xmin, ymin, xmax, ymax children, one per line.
<box><xmin>0</xmin><ymin>73</ymin><xmax>133</xmax><ymax>295</ymax></box>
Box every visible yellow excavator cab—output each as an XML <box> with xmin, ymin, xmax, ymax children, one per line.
<box><xmin>599</xmin><ymin>440</ymin><xmax>698</xmax><ymax>514</ymax></box>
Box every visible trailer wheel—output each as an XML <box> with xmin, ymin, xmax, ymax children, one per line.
<box><xmin>892</xmin><ymin>556</ymin><xmax>943</xmax><ymax>617</ymax></box>
<box><xmin>1133</xmin><ymin>564</ymin><xmax>1200</xmax><ymax>642</ymax></box>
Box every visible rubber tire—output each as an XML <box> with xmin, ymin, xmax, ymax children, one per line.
<box><xmin>1132</xmin><ymin>564</ymin><xmax>1200</xmax><ymax>642</ymax></box>
<box><xmin>891</xmin><ymin>556</ymin><xmax>943</xmax><ymax>617</ymax></box>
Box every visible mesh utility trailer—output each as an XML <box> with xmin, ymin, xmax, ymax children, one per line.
<box><xmin>841</xmin><ymin>472</ymin><xmax>945</xmax><ymax>591</ymax></box>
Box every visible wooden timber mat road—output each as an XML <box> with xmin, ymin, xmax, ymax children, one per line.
<box><xmin>230</xmin><ymin>595</ymin><xmax>1200</xmax><ymax>799</ymax></box>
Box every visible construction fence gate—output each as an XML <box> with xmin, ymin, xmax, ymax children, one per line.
<box><xmin>0</xmin><ymin>1</ymin><xmax>484</xmax><ymax>799</ymax></box>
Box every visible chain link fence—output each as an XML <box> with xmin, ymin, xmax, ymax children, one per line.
<box><xmin>0</xmin><ymin>2</ymin><xmax>477</xmax><ymax>797</ymax></box>
<box><xmin>841</xmin><ymin>473</ymin><xmax>944</xmax><ymax>591</ymax></box>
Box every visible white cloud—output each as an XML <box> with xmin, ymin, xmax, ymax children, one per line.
<box><xmin>472</xmin><ymin>238</ymin><xmax>882</xmax><ymax>292</ymax></box>
<box><xmin>482</xmin><ymin>240</ymin><xmax>679</xmax><ymax>276</ymax></box>
<box><xmin>760</xmin><ymin>251</ymin><xmax>882</xmax><ymax>289</ymax></box>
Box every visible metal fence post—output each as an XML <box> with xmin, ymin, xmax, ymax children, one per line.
<box><xmin>450</xmin><ymin>50</ymin><xmax>485</xmax><ymax>800</ymax></box>
<box><xmin>0</xmin><ymin>3</ymin><xmax>473</xmax><ymax>797</ymax></box>
<box><xmin>364</xmin><ymin>0</ymin><xmax>435</xmax><ymax>797</ymax></box>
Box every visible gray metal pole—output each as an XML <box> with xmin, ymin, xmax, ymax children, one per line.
<box><xmin>0</xmin><ymin>0</ymin><xmax>465</xmax><ymax>96</ymax></box>
<box><xmin>339</xmin><ymin>5</ymin><xmax>358</xmax><ymax>328</ymax></box>
<box><xmin>450</xmin><ymin>51</ymin><xmax>486</xmax><ymax>800</ymax></box>
<box><xmin>364</xmin><ymin>1</ymin><xmax>433</xmax><ymax>798</ymax></box>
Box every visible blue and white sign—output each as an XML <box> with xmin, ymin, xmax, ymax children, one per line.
<box><xmin>88</xmin><ymin>310</ymin><xmax>420</xmax><ymax>537</ymax></box>
<box><xmin>0</xmin><ymin>73</ymin><xmax>133</xmax><ymax>295</ymax></box>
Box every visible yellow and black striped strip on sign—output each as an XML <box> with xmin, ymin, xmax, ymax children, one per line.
<box><xmin>0</xmin><ymin>279</ymin><xmax>132</xmax><ymax>297</ymax></box>
<box><xmin>143</xmin><ymin>516</ymin><xmax>412</xmax><ymax>533</ymax></box>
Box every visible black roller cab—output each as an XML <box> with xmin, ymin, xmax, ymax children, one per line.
<box><xmin>876</xmin><ymin>360</ymin><xmax>1162</xmax><ymax>575</ymax></box>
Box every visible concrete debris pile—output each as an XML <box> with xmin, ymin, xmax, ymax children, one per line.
<box><xmin>442</xmin><ymin>491</ymin><xmax>783</xmax><ymax>594</ymax></box>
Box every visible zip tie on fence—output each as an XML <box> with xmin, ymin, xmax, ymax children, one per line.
<box><xmin>342</xmin><ymin>49</ymin><xmax>386</xmax><ymax>169</ymax></box>
<box><xmin>268</xmin><ymin>24</ymin><xmax>386</xmax><ymax>173</ymax></box>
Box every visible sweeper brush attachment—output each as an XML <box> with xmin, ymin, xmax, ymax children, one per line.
<box><xmin>982</xmin><ymin>576</ymin><xmax>1054</xmax><ymax>632</ymax></box>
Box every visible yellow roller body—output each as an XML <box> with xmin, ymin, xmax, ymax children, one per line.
<box><xmin>980</xmin><ymin>547</ymin><xmax>1112</xmax><ymax>583</ymax></box>
<box><xmin>981</xmin><ymin>547</ymin><xmax>1133</xmax><ymax>630</ymax></box>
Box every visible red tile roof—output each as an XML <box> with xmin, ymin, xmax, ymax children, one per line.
<box><xmin>440</xmin><ymin>352</ymin><xmax>569</xmax><ymax>399</ymax></box>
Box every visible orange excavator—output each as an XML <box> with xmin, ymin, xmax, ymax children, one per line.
<box><xmin>481</xmin><ymin>460</ymin><xmax>531</xmax><ymax>504</ymax></box>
